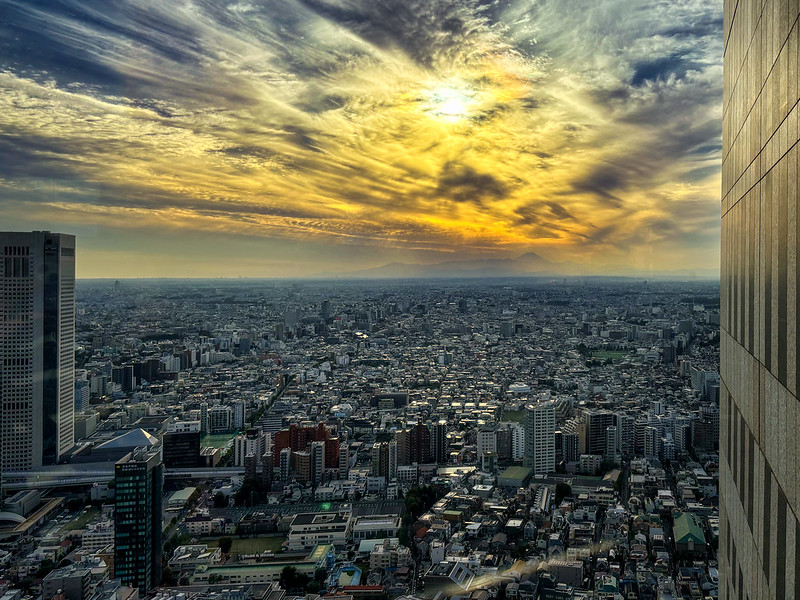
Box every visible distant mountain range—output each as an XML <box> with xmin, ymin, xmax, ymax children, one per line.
<box><xmin>321</xmin><ymin>252</ymin><xmax>719</xmax><ymax>280</ymax></box>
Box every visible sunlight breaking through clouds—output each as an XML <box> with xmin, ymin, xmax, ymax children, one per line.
<box><xmin>0</xmin><ymin>0</ymin><xmax>723</xmax><ymax>277</ymax></box>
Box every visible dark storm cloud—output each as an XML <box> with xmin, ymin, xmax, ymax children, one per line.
<box><xmin>545</xmin><ymin>202</ymin><xmax>575</xmax><ymax>221</ymax></box>
<box><xmin>569</xmin><ymin>168</ymin><xmax>625</xmax><ymax>207</ymax></box>
<box><xmin>435</xmin><ymin>163</ymin><xmax>508</xmax><ymax>205</ymax></box>
<box><xmin>296</xmin><ymin>0</ymin><xmax>501</xmax><ymax>69</ymax></box>
<box><xmin>631</xmin><ymin>54</ymin><xmax>701</xmax><ymax>86</ymax></box>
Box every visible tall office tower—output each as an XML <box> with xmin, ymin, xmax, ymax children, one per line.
<box><xmin>114</xmin><ymin>447</ymin><xmax>163</xmax><ymax>591</ymax></box>
<box><xmin>721</xmin><ymin>1</ymin><xmax>800</xmax><ymax>597</ymax></box>
<box><xmin>1</xmin><ymin>231</ymin><xmax>75</xmax><ymax>471</ymax></box>
<box><xmin>523</xmin><ymin>400</ymin><xmax>555</xmax><ymax>474</ymax></box>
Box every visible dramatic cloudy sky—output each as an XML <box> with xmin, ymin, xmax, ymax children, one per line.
<box><xmin>0</xmin><ymin>0</ymin><xmax>722</xmax><ymax>277</ymax></box>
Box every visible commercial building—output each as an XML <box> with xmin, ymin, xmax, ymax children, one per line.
<box><xmin>0</xmin><ymin>231</ymin><xmax>76</xmax><ymax>470</ymax></box>
<box><xmin>720</xmin><ymin>0</ymin><xmax>800</xmax><ymax>598</ymax></box>
<box><xmin>163</xmin><ymin>421</ymin><xmax>201</xmax><ymax>468</ymax></box>
<box><xmin>114</xmin><ymin>447</ymin><xmax>164</xmax><ymax>591</ymax></box>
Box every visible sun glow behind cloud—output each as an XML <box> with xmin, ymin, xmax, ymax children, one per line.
<box><xmin>0</xmin><ymin>0</ymin><xmax>723</xmax><ymax>277</ymax></box>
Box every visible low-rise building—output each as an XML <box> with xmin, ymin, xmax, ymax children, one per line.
<box><xmin>285</xmin><ymin>512</ymin><xmax>352</xmax><ymax>551</ymax></box>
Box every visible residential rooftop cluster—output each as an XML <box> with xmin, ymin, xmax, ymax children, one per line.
<box><xmin>0</xmin><ymin>278</ymin><xmax>720</xmax><ymax>600</ymax></box>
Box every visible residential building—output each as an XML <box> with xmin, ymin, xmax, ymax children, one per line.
<box><xmin>524</xmin><ymin>399</ymin><xmax>555</xmax><ymax>474</ymax></box>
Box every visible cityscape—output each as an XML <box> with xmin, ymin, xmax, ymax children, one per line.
<box><xmin>1</xmin><ymin>248</ymin><xmax>723</xmax><ymax>600</ymax></box>
<box><xmin>0</xmin><ymin>0</ymin><xmax>797</xmax><ymax>599</ymax></box>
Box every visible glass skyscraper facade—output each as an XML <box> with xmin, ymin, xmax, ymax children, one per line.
<box><xmin>114</xmin><ymin>448</ymin><xmax>164</xmax><ymax>591</ymax></box>
<box><xmin>721</xmin><ymin>0</ymin><xmax>800</xmax><ymax>597</ymax></box>
<box><xmin>0</xmin><ymin>231</ymin><xmax>75</xmax><ymax>471</ymax></box>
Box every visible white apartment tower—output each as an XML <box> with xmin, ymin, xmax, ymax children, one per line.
<box><xmin>523</xmin><ymin>399</ymin><xmax>555</xmax><ymax>474</ymax></box>
<box><xmin>1</xmin><ymin>231</ymin><xmax>76</xmax><ymax>470</ymax></box>
<box><xmin>477</xmin><ymin>428</ymin><xmax>497</xmax><ymax>461</ymax></box>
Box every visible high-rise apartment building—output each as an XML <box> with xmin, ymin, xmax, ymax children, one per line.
<box><xmin>371</xmin><ymin>440</ymin><xmax>398</xmax><ymax>482</ymax></box>
<box><xmin>523</xmin><ymin>400</ymin><xmax>555</xmax><ymax>474</ymax></box>
<box><xmin>395</xmin><ymin>422</ymin><xmax>431</xmax><ymax>465</ymax></box>
<box><xmin>477</xmin><ymin>428</ymin><xmax>497</xmax><ymax>461</ymax></box>
<box><xmin>0</xmin><ymin>231</ymin><xmax>75</xmax><ymax>471</ymax></box>
<box><xmin>114</xmin><ymin>447</ymin><xmax>163</xmax><ymax>591</ymax></box>
<box><xmin>721</xmin><ymin>1</ymin><xmax>800</xmax><ymax>597</ymax></box>
<box><xmin>431</xmin><ymin>420</ymin><xmax>448</xmax><ymax>464</ymax></box>
<box><xmin>583</xmin><ymin>410</ymin><xmax>615</xmax><ymax>456</ymax></box>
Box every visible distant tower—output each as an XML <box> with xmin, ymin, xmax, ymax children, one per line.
<box><xmin>0</xmin><ymin>231</ymin><xmax>76</xmax><ymax>470</ymax></box>
<box><xmin>114</xmin><ymin>447</ymin><xmax>163</xmax><ymax>591</ymax></box>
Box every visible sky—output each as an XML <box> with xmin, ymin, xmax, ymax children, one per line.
<box><xmin>0</xmin><ymin>0</ymin><xmax>723</xmax><ymax>278</ymax></box>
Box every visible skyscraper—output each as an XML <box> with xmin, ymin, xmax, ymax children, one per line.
<box><xmin>721</xmin><ymin>1</ymin><xmax>800</xmax><ymax>597</ymax></box>
<box><xmin>114</xmin><ymin>447</ymin><xmax>163</xmax><ymax>591</ymax></box>
<box><xmin>0</xmin><ymin>231</ymin><xmax>75</xmax><ymax>471</ymax></box>
<box><xmin>523</xmin><ymin>400</ymin><xmax>555</xmax><ymax>474</ymax></box>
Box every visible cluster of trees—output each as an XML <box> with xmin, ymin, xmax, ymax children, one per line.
<box><xmin>234</xmin><ymin>477</ymin><xmax>269</xmax><ymax>506</ymax></box>
<box><xmin>403</xmin><ymin>484</ymin><xmax>440</xmax><ymax>524</ymax></box>
<box><xmin>554</xmin><ymin>482</ymin><xmax>572</xmax><ymax>505</ymax></box>
<box><xmin>400</xmin><ymin>484</ymin><xmax>443</xmax><ymax>546</ymax></box>
<box><xmin>280</xmin><ymin>566</ymin><xmax>327</xmax><ymax>594</ymax></box>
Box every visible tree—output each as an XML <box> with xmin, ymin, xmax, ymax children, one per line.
<box><xmin>514</xmin><ymin>544</ymin><xmax>530</xmax><ymax>559</ymax></box>
<box><xmin>306</xmin><ymin>581</ymin><xmax>321</xmax><ymax>594</ymax></box>
<box><xmin>398</xmin><ymin>526</ymin><xmax>410</xmax><ymax>547</ymax></box>
<box><xmin>219</xmin><ymin>537</ymin><xmax>233</xmax><ymax>555</ymax></box>
<box><xmin>214</xmin><ymin>492</ymin><xmax>228</xmax><ymax>508</ymax></box>
<box><xmin>555</xmin><ymin>482</ymin><xmax>572</xmax><ymax>504</ymax></box>
<box><xmin>161</xmin><ymin>566</ymin><xmax>176</xmax><ymax>586</ymax></box>
<box><xmin>281</xmin><ymin>566</ymin><xmax>310</xmax><ymax>591</ymax></box>
<box><xmin>35</xmin><ymin>559</ymin><xmax>55</xmax><ymax>579</ymax></box>
<box><xmin>66</xmin><ymin>497</ymin><xmax>84</xmax><ymax>511</ymax></box>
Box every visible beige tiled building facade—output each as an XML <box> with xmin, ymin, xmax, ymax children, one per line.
<box><xmin>721</xmin><ymin>0</ymin><xmax>800</xmax><ymax>598</ymax></box>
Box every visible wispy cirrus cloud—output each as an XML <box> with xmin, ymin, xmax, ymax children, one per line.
<box><xmin>0</xmin><ymin>0</ymin><xmax>722</xmax><ymax>276</ymax></box>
